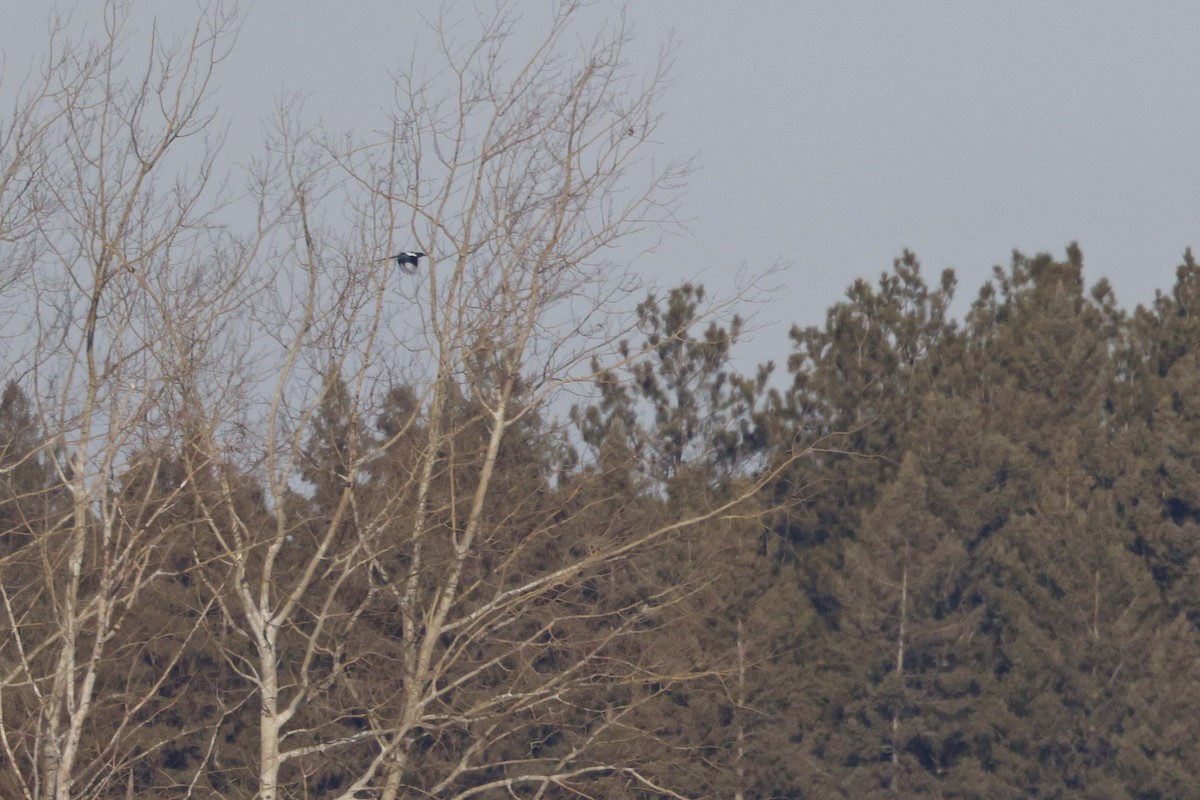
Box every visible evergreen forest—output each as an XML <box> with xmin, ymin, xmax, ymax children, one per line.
<box><xmin>3</xmin><ymin>3</ymin><xmax>1200</xmax><ymax>799</ymax></box>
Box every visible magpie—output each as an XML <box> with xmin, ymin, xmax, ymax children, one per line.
<box><xmin>380</xmin><ymin>251</ymin><xmax>426</xmax><ymax>274</ymax></box>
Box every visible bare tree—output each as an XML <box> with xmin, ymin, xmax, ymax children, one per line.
<box><xmin>1</xmin><ymin>3</ymin><xmax>798</xmax><ymax>798</ymax></box>
<box><xmin>0</xmin><ymin>3</ymin><xmax>261</xmax><ymax>798</ymax></box>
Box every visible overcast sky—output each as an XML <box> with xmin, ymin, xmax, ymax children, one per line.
<box><xmin>7</xmin><ymin>1</ymin><xmax>1200</xmax><ymax>369</ymax></box>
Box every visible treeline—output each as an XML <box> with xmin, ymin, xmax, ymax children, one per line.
<box><xmin>750</xmin><ymin>245</ymin><xmax>1200</xmax><ymax>798</ymax></box>
<box><xmin>5</xmin><ymin>246</ymin><xmax>1200</xmax><ymax>798</ymax></box>
<box><xmin>5</xmin><ymin>3</ymin><xmax>1200</xmax><ymax>797</ymax></box>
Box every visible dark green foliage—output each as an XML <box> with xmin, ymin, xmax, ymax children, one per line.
<box><xmin>775</xmin><ymin>246</ymin><xmax>1200</xmax><ymax>798</ymax></box>
<box><xmin>780</xmin><ymin>253</ymin><xmax>958</xmax><ymax>630</ymax></box>
<box><xmin>8</xmin><ymin>248</ymin><xmax>1200</xmax><ymax>797</ymax></box>
<box><xmin>809</xmin><ymin>455</ymin><xmax>973</xmax><ymax>798</ymax></box>
<box><xmin>572</xmin><ymin>283</ymin><xmax>770</xmax><ymax>493</ymax></box>
<box><xmin>301</xmin><ymin>370</ymin><xmax>363</xmax><ymax>511</ymax></box>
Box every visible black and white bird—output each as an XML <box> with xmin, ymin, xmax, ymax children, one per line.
<box><xmin>380</xmin><ymin>251</ymin><xmax>426</xmax><ymax>274</ymax></box>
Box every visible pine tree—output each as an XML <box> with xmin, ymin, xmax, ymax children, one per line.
<box><xmin>301</xmin><ymin>370</ymin><xmax>364</xmax><ymax>512</ymax></box>
<box><xmin>940</xmin><ymin>247</ymin><xmax>1200</xmax><ymax>795</ymax></box>
<box><xmin>781</xmin><ymin>253</ymin><xmax>957</xmax><ymax>627</ymax></box>
<box><xmin>812</xmin><ymin>454</ymin><xmax>974</xmax><ymax>798</ymax></box>
<box><xmin>0</xmin><ymin>380</ymin><xmax>53</xmax><ymax>551</ymax></box>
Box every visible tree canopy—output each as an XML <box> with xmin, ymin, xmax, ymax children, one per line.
<box><xmin>1</xmin><ymin>2</ymin><xmax>1199</xmax><ymax>799</ymax></box>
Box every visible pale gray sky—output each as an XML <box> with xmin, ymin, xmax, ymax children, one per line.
<box><xmin>7</xmin><ymin>1</ymin><xmax>1200</xmax><ymax>368</ymax></box>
